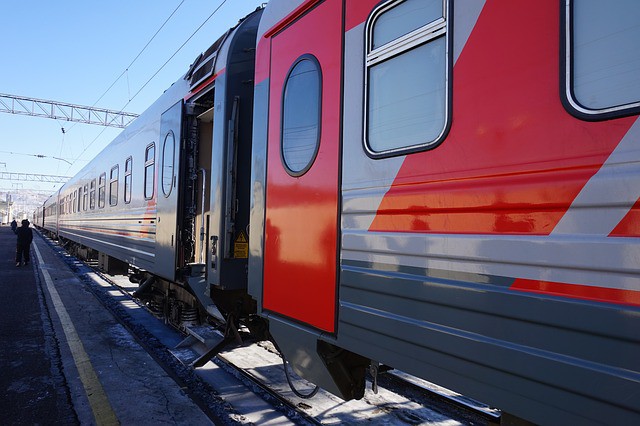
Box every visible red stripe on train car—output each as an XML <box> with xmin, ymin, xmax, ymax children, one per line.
<box><xmin>511</xmin><ymin>278</ymin><xmax>640</xmax><ymax>308</ymax></box>
<box><xmin>256</xmin><ymin>0</ymin><xmax>324</xmax><ymax>86</ymax></box>
<box><xmin>263</xmin><ymin>0</ymin><xmax>323</xmax><ymax>39</ymax></box>
<box><xmin>184</xmin><ymin>69</ymin><xmax>225</xmax><ymax>102</ymax></box>
<box><xmin>610</xmin><ymin>198</ymin><xmax>640</xmax><ymax>237</ymax></box>
<box><xmin>254</xmin><ymin>37</ymin><xmax>270</xmax><ymax>86</ymax></box>
<box><xmin>345</xmin><ymin>0</ymin><xmax>379</xmax><ymax>32</ymax></box>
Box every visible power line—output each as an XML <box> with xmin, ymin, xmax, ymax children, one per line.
<box><xmin>66</xmin><ymin>0</ymin><xmax>231</xmax><ymax>174</ymax></box>
<box><xmin>59</xmin><ymin>0</ymin><xmax>187</xmax><ymax>139</ymax></box>
<box><xmin>0</xmin><ymin>150</ymin><xmax>74</xmax><ymax>165</ymax></box>
<box><xmin>125</xmin><ymin>0</ymin><xmax>231</xmax><ymax>107</ymax></box>
<box><xmin>91</xmin><ymin>0</ymin><xmax>187</xmax><ymax>108</ymax></box>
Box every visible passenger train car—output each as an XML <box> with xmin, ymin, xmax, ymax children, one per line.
<box><xmin>34</xmin><ymin>1</ymin><xmax>640</xmax><ymax>424</ymax></box>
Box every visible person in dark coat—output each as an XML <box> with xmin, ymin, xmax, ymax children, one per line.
<box><xmin>10</xmin><ymin>219</ymin><xmax>17</xmax><ymax>234</ymax></box>
<box><xmin>15</xmin><ymin>219</ymin><xmax>33</xmax><ymax>267</ymax></box>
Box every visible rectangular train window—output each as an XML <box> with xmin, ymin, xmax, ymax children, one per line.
<box><xmin>124</xmin><ymin>156</ymin><xmax>132</xmax><ymax>204</ymax></box>
<box><xmin>365</xmin><ymin>0</ymin><xmax>450</xmax><ymax>157</ymax></box>
<box><xmin>109</xmin><ymin>165</ymin><xmax>119</xmax><ymax>206</ymax></box>
<box><xmin>89</xmin><ymin>179</ymin><xmax>96</xmax><ymax>210</ymax></box>
<box><xmin>82</xmin><ymin>184</ymin><xmax>88</xmax><ymax>211</ymax></box>
<box><xmin>144</xmin><ymin>143</ymin><xmax>155</xmax><ymax>200</ymax></box>
<box><xmin>73</xmin><ymin>189</ymin><xmax>77</xmax><ymax>213</ymax></box>
<box><xmin>564</xmin><ymin>0</ymin><xmax>640</xmax><ymax>119</ymax></box>
<box><xmin>98</xmin><ymin>173</ymin><xmax>106</xmax><ymax>209</ymax></box>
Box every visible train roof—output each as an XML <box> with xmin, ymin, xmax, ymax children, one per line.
<box><xmin>185</xmin><ymin>7</ymin><xmax>264</xmax><ymax>91</ymax></box>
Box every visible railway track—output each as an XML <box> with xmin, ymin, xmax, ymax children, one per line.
<box><xmin>214</xmin><ymin>339</ymin><xmax>501</xmax><ymax>425</ymax></box>
<box><xmin>43</xmin><ymin>233</ymin><xmax>502</xmax><ymax>425</ymax></box>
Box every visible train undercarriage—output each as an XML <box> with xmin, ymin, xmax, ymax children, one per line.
<box><xmin>48</xmin><ymin>233</ymin><xmax>267</xmax><ymax>359</ymax></box>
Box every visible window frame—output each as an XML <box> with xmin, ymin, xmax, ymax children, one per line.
<box><xmin>562</xmin><ymin>0</ymin><xmax>640</xmax><ymax>121</ymax></box>
<box><xmin>82</xmin><ymin>184</ymin><xmax>88</xmax><ymax>211</ymax></box>
<box><xmin>89</xmin><ymin>179</ymin><xmax>96</xmax><ymax>210</ymax></box>
<box><xmin>363</xmin><ymin>0</ymin><xmax>452</xmax><ymax>159</ymax></box>
<box><xmin>144</xmin><ymin>143</ymin><xmax>155</xmax><ymax>200</ymax></box>
<box><xmin>98</xmin><ymin>172</ymin><xmax>106</xmax><ymax>209</ymax></box>
<box><xmin>161</xmin><ymin>132</ymin><xmax>175</xmax><ymax>197</ymax></box>
<box><xmin>280</xmin><ymin>54</ymin><xmax>323</xmax><ymax>177</ymax></box>
<box><xmin>109</xmin><ymin>165</ymin><xmax>119</xmax><ymax>207</ymax></box>
<box><xmin>124</xmin><ymin>156</ymin><xmax>133</xmax><ymax>204</ymax></box>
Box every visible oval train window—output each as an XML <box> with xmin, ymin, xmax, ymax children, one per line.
<box><xmin>162</xmin><ymin>131</ymin><xmax>175</xmax><ymax>197</ymax></box>
<box><xmin>281</xmin><ymin>55</ymin><xmax>322</xmax><ymax>176</ymax></box>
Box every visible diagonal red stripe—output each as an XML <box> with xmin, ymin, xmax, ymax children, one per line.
<box><xmin>369</xmin><ymin>1</ymin><xmax>636</xmax><ymax>235</ymax></box>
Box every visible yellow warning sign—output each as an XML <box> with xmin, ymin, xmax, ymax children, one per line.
<box><xmin>233</xmin><ymin>231</ymin><xmax>249</xmax><ymax>259</ymax></box>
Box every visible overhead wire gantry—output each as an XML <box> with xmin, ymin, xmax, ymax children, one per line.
<box><xmin>0</xmin><ymin>93</ymin><xmax>139</xmax><ymax>128</ymax></box>
<box><xmin>0</xmin><ymin>171</ymin><xmax>70</xmax><ymax>184</ymax></box>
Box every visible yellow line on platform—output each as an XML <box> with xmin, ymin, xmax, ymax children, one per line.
<box><xmin>33</xmin><ymin>242</ymin><xmax>119</xmax><ymax>426</ymax></box>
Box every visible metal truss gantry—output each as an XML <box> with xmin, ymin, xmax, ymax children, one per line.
<box><xmin>0</xmin><ymin>172</ymin><xmax>70</xmax><ymax>184</ymax></box>
<box><xmin>0</xmin><ymin>93</ymin><xmax>139</xmax><ymax>128</ymax></box>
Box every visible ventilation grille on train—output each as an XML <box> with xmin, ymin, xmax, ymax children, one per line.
<box><xmin>186</xmin><ymin>29</ymin><xmax>230</xmax><ymax>89</ymax></box>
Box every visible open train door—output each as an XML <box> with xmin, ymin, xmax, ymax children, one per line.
<box><xmin>155</xmin><ymin>101</ymin><xmax>183</xmax><ymax>281</ymax></box>
<box><xmin>263</xmin><ymin>0</ymin><xmax>343</xmax><ymax>333</ymax></box>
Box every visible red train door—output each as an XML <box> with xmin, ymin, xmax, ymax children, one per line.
<box><xmin>263</xmin><ymin>0</ymin><xmax>343</xmax><ymax>333</ymax></box>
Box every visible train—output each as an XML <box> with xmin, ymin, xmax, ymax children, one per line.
<box><xmin>33</xmin><ymin>1</ymin><xmax>640</xmax><ymax>424</ymax></box>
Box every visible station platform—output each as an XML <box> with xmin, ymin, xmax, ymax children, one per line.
<box><xmin>0</xmin><ymin>225</ymin><xmax>215</xmax><ymax>425</ymax></box>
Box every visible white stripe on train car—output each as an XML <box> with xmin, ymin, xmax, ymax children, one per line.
<box><xmin>61</xmin><ymin>230</ymin><xmax>155</xmax><ymax>257</ymax></box>
<box><xmin>552</xmin><ymin>117</ymin><xmax>640</xmax><ymax>236</ymax></box>
<box><xmin>342</xmin><ymin>231</ymin><xmax>640</xmax><ymax>292</ymax></box>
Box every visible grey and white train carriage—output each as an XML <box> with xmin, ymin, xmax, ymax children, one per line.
<box><xmin>38</xmin><ymin>8</ymin><xmax>263</xmax><ymax>320</ymax></box>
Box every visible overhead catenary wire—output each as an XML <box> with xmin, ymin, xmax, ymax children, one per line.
<box><xmin>0</xmin><ymin>150</ymin><xmax>74</xmax><ymax>166</ymax></box>
<box><xmin>60</xmin><ymin>0</ymin><xmax>187</xmax><ymax>138</ymax></box>
<box><xmin>91</xmin><ymin>0</ymin><xmax>187</xmax><ymax>108</ymax></box>
<box><xmin>57</xmin><ymin>0</ymin><xmax>186</xmax><ymax>176</ymax></box>
<box><xmin>65</xmin><ymin>0</ymin><xmax>231</xmax><ymax>175</ymax></box>
<box><xmin>122</xmin><ymin>0</ymin><xmax>231</xmax><ymax>107</ymax></box>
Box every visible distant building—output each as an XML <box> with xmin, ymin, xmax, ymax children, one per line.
<box><xmin>0</xmin><ymin>199</ymin><xmax>12</xmax><ymax>224</ymax></box>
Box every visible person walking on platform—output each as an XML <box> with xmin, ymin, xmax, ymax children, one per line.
<box><xmin>10</xmin><ymin>219</ymin><xmax>17</xmax><ymax>234</ymax></box>
<box><xmin>15</xmin><ymin>219</ymin><xmax>33</xmax><ymax>267</ymax></box>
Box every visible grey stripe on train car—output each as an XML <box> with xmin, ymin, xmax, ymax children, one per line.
<box><xmin>337</xmin><ymin>259</ymin><xmax>640</xmax><ymax>425</ymax></box>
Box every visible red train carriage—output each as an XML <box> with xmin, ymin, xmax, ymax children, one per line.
<box><xmin>249</xmin><ymin>1</ymin><xmax>640</xmax><ymax>424</ymax></box>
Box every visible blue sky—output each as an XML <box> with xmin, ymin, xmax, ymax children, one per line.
<box><xmin>0</xmin><ymin>0</ymin><xmax>261</xmax><ymax>195</ymax></box>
